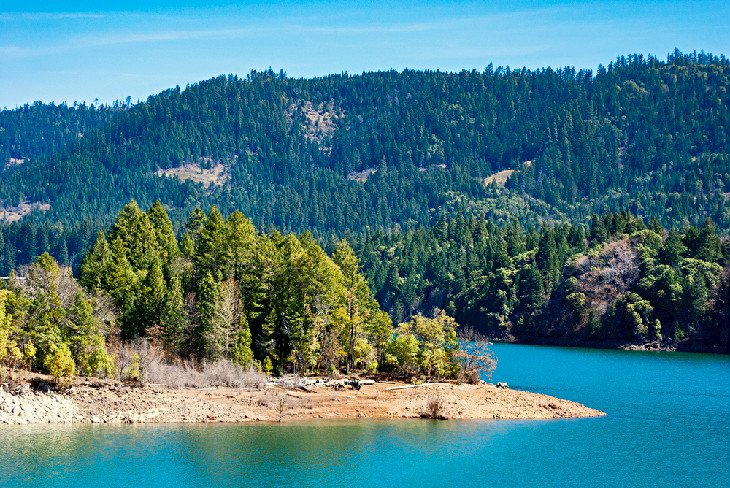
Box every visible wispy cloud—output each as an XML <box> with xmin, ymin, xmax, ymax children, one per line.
<box><xmin>287</xmin><ymin>22</ymin><xmax>437</xmax><ymax>35</ymax></box>
<box><xmin>0</xmin><ymin>18</ymin><xmax>471</xmax><ymax>59</ymax></box>
<box><xmin>0</xmin><ymin>12</ymin><xmax>105</xmax><ymax>21</ymax></box>
<box><xmin>0</xmin><ymin>27</ymin><xmax>266</xmax><ymax>60</ymax></box>
<box><xmin>0</xmin><ymin>3</ymin><xmax>565</xmax><ymax>59</ymax></box>
<box><xmin>77</xmin><ymin>27</ymin><xmax>265</xmax><ymax>46</ymax></box>
<box><xmin>284</xmin><ymin>6</ymin><xmax>566</xmax><ymax>35</ymax></box>
<box><xmin>0</xmin><ymin>45</ymin><xmax>55</xmax><ymax>58</ymax></box>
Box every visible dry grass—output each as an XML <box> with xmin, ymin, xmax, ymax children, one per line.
<box><xmin>116</xmin><ymin>340</ymin><xmax>266</xmax><ymax>389</ymax></box>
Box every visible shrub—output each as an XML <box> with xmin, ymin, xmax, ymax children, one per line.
<box><xmin>263</xmin><ymin>357</ymin><xmax>273</xmax><ymax>374</ymax></box>
<box><xmin>386</xmin><ymin>333</ymin><xmax>419</xmax><ymax>374</ymax></box>
<box><xmin>424</xmin><ymin>395</ymin><xmax>445</xmax><ymax>420</ymax></box>
<box><xmin>116</xmin><ymin>339</ymin><xmax>266</xmax><ymax>389</ymax></box>
<box><xmin>45</xmin><ymin>345</ymin><xmax>75</xmax><ymax>384</ymax></box>
<box><xmin>127</xmin><ymin>353</ymin><xmax>141</xmax><ymax>381</ymax></box>
<box><xmin>456</xmin><ymin>328</ymin><xmax>497</xmax><ymax>383</ymax></box>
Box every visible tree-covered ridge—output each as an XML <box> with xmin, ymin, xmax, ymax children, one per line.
<box><xmin>0</xmin><ymin>51</ymin><xmax>729</xmax><ymax>274</ymax></box>
<box><xmin>354</xmin><ymin>212</ymin><xmax>730</xmax><ymax>352</ymax></box>
<box><xmin>0</xmin><ymin>101</ymin><xmax>118</xmax><ymax>167</ymax></box>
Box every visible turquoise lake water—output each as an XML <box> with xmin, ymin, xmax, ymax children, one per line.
<box><xmin>1</xmin><ymin>344</ymin><xmax>729</xmax><ymax>487</ymax></box>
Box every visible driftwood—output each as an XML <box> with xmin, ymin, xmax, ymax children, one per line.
<box><xmin>325</xmin><ymin>379</ymin><xmax>376</xmax><ymax>390</ymax></box>
<box><xmin>385</xmin><ymin>382</ymin><xmax>452</xmax><ymax>391</ymax></box>
<box><xmin>385</xmin><ymin>384</ymin><xmax>423</xmax><ymax>391</ymax></box>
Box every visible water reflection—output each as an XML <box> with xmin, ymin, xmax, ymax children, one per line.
<box><xmin>1</xmin><ymin>345</ymin><xmax>728</xmax><ymax>488</ymax></box>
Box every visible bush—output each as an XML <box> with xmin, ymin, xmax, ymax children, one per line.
<box><xmin>456</xmin><ymin>329</ymin><xmax>497</xmax><ymax>383</ymax></box>
<box><xmin>386</xmin><ymin>333</ymin><xmax>419</xmax><ymax>374</ymax></box>
<box><xmin>146</xmin><ymin>359</ymin><xmax>267</xmax><ymax>389</ymax></box>
<box><xmin>44</xmin><ymin>345</ymin><xmax>75</xmax><ymax>384</ymax></box>
<box><xmin>127</xmin><ymin>353</ymin><xmax>141</xmax><ymax>381</ymax></box>
<box><xmin>424</xmin><ymin>395</ymin><xmax>446</xmax><ymax>420</ymax></box>
<box><xmin>263</xmin><ymin>357</ymin><xmax>273</xmax><ymax>374</ymax></box>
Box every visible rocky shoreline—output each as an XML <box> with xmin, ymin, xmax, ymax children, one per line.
<box><xmin>0</xmin><ymin>376</ymin><xmax>604</xmax><ymax>425</ymax></box>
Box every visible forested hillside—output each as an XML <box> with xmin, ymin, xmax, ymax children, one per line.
<box><xmin>354</xmin><ymin>212</ymin><xmax>730</xmax><ymax>352</ymax></box>
<box><xmin>1</xmin><ymin>51</ymin><xmax>729</xmax><ymax>274</ymax></box>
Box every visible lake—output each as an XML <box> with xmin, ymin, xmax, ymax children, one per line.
<box><xmin>1</xmin><ymin>344</ymin><xmax>728</xmax><ymax>487</ymax></box>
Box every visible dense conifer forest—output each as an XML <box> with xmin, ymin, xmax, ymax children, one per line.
<box><xmin>0</xmin><ymin>51</ymin><xmax>728</xmax><ymax>355</ymax></box>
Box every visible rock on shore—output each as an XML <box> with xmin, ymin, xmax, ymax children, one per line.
<box><xmin>0</xmin><ymin>384</ymin><xmax>79</xmax><ymax>424</ymax></box>
<box><xmin>0</xmin><ymin>379</ymin><xmax>604</xmax><ymax>425</ymax></box>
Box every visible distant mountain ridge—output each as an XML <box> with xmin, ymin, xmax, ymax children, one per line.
<box><xmin>0</xmin><ymin>50</ymin><xmax>728</xmax><ymax>272</ymax></box>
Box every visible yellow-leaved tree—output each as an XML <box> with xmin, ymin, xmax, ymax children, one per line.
<box><xmin>0</xmin><ymin>290</ymin><xmax>22</xmax><ymax>376</ymax></box>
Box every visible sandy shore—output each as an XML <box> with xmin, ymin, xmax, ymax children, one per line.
<box><xmin>0</xmin><ymin>377</ymin><xmax>604</xmax><ymax>425</ymax></box>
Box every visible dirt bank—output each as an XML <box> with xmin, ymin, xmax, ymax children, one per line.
<box><xmin>0</xmin><ymin>378</ymin><xmax>604</xmax><ymax>425</ymax></box>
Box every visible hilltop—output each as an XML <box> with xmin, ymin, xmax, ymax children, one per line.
<box><xmin>0</xmin><ymin>51</ymin><xmax>728</xmax><ymax>273</ymax></box>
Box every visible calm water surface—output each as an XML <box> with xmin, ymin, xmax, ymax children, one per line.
<box><xmin>1</xmin><ymin>344</ymin><xmax>728</xmax><ymax>487</ymax></box>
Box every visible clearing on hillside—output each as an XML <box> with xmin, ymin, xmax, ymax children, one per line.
<box><xmin>289</xmin><ymin>100</ymin><xmax>343</xmax><ymax>151</ymax></box>
<box><xmin>156</xmin><ymin>162</ymin><xmax>229</xmax><ymax>189</ymax></box>
<box><xmin>0</xmin><ymin>201</ymin><xmax>51</xmax><ymax>222</ymax></box>
<box><xmin>4</xmin><ymin>157</ymin><xmax>26</xmax><ymax>170</ymax></box>
<box><xmin>347</xmin><ymin>167</ymin><xmax>377</xmax><ymax>182</ymax></box>
<box><xmin>484</xmin><ymin>169</ymin><xmax>515</xmax><ymax>186</ymax></box>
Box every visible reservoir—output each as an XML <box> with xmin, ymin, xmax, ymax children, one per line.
<box><xmin>1</xmin><ymin>344</ymin><xmax>728</xmax><ymax>487</ymax></box>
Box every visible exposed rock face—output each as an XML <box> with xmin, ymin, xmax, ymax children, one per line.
<box><xmin>288</xmin><ymin>100</ymin><xmax>343</xmax><ymax>152</ymax></box>
<box><xmin>0</xmin><ymin>201</ymin><xmax>51</xmax><ymax>223</ymax></box>
<box><xmin>155</xmin><ymin>161</ymin><xmax>229</xmax><ymax>189</ymax></box>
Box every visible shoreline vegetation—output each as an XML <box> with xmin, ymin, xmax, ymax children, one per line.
<box><xmin>0</xmin><ymin>374</ymin><xmax>604</xmax><ymax>425</ymax></box>
<box><xmin>0</xmin><ymin>196</ymin><xmax>606</xmax><ymax>425</ymax></box>
<box><xmin>1</xmin><ymin>201</ymin><xmax>493</xmax><ymax>387</ymax></box>
<box><xmin>493</xmin><ymin>337</ymin><xmax>727</xmax><ymax>354</ymax></box>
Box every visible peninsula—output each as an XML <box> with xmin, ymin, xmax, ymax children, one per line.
<box><xmin>0</xmin><ymin>377</ymin><xmax>603</xmax><ymax>425</ymax></box>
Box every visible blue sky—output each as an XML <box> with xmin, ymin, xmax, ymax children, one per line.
<box><xmin>1</xmin><ymin>1</ymin><xmax>728</xmax><ymax>108</ymax></box>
